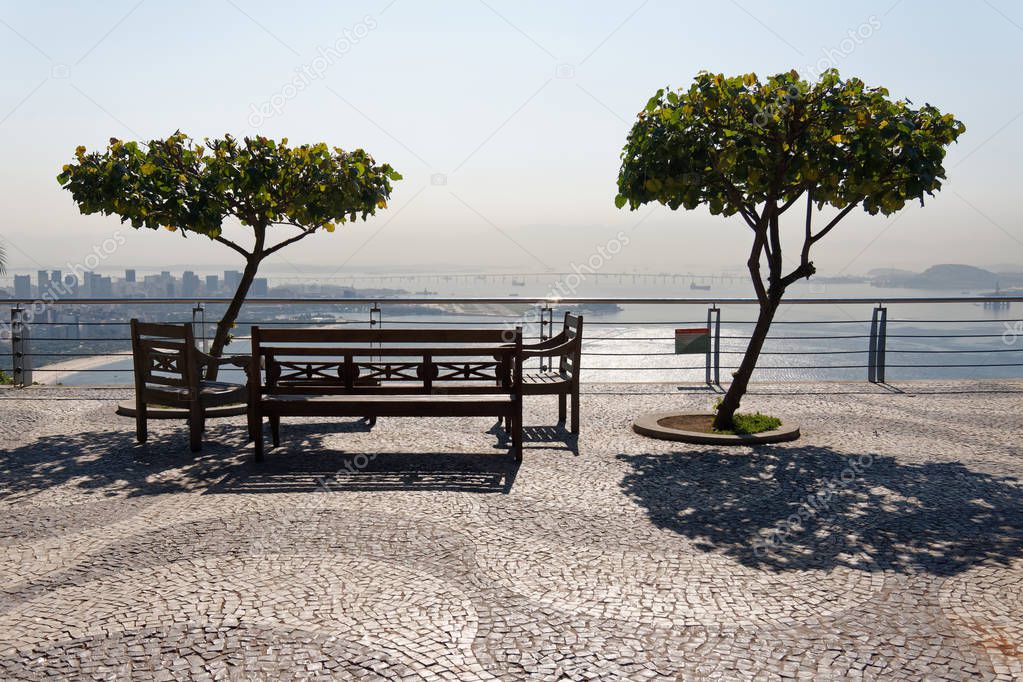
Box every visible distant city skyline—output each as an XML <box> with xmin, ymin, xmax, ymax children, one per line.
<box><xmin>1</xmin><ymin>1</ymin><xmax>1022</xmax><ymax>277</ymax></box>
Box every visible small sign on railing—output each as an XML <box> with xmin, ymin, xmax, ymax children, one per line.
<box><xmin>675</xmin><ymin>327</ymin><xmax>710</xmax><ymax>355</ymax></box>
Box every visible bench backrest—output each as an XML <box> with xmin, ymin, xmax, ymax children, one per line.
<box><xmin>251</xmin><ymin>327</ymin><xmax>522</xmax><ymax>395</ymax></box>
<box><xmin>130</xmin><ymin>320</ymin><xmax>200</xmax><ymax>390</ymax></box>
<box><xmin>559</xmin><ymin>313</ymin><xmax>584</xmax><ymax>381</ymax></box>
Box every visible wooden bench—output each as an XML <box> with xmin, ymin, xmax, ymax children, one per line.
<box><xmin>247</xmin><ymin>327</ymin><xmax>523</xmax><ymax>462</ymax></box>
<box><xmin>521</xmin><ymin>312</ymin><xmax>583</xmax><ymax>433</ymax></box>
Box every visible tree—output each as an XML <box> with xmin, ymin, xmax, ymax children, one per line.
<box><xmin>616</xmin><ymin>70</ymin><xmax>964</xmax><ymax>430</ymax></box>
<box><xmin>58</xmin><ymin>133</ymin><xmax>401</xmax><ymax>377</ymax></box>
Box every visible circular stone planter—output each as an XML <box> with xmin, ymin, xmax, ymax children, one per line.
<box><xmin>115</xmin><ymin>402</ymin><xmax>248</xmax><ymax>420</ymax></box>
<box><xmin>633</xmin><ymin>411</ymin><xmax>800</xmax><ymax>445</ymax></box>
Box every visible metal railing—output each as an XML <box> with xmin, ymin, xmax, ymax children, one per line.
<box><xmin>3</xmin><ymin>295</ymin><xmax>1022</xmax><ymax>388</ymax></box>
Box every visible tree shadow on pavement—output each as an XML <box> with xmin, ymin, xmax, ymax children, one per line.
<box><xmin>618</xmin><ymin>446</ymin><xmax>1023</xmax><ymax>576</ymax></box>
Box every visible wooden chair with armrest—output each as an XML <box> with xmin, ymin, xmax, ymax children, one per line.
<box><xmin>130</xmin><ymin>319</ymin><xmax>250</xmax><ymax>452</ymax></box>
<box><xmin>519</xmin><ymin>312</ymin><xmax>584</xmax><ymax>433</ymax></box>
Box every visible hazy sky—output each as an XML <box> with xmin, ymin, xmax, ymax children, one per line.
<box><xmin>1</xmin><ymin>0</ymin><xmax>1021</xmax><ymax>277</ymax></box>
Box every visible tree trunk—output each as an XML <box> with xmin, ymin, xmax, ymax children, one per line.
<box><xmin>206</xmin><ymin>253</ymin><xmax>262</xmax><ymax>380</ymax></box>
<box><xmin>713</xmin><ymin>294</ymin><xmax>781</xmax><ymax>430</ymax></box>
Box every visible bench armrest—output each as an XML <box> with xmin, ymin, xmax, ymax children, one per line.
<box><xmin>196</xmin><ymin>351</ymin><xmax>250</xmax><ymax>369</ymax></box>
<box><xmin>521</xmin><ymin>331</ymin><xmax>569</xmax><ymax>351</ymax></box>
<box><xmin>519</xmin><ymin>338</ymin><xmax>578</xmax><ymax>359</ymax></box>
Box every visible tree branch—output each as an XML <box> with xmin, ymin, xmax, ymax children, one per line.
<box><xmin>712</xmin><ymin>168</ymin><xmax>760</xmax><ymax>231</ymax></box>
<box><xmin>799</xmin><ymin>189</ymin><xmax>814</xmax><ymax>267</ymax></box>
<box><xmin>779</xmin><ymin>191</ymin><xmax>859</xmax><ymax>290</ymax></box>
<box><xmin>810</xmin><ymin>199</ymin><xmax>860</xmax><ymax>245</ymax></box>
<box><xmin>776</xmin><ymin>187</ymin><xmax>806</xmax><ymax>216</ymax></box>
<box><xmin>262</xmin><ymin>226</ymin><xmax>317</xmax><ymax>258</ymax></box>
<box><xmin>214</xmin><ymin>235</ymin><xmax>250</xmax><ymax>258</ymax></box>
<box><xmin>748</xmin><ymin>228</ymin><xmax>769</xmax><ymax>306</ymax></box>
<box><xmin>778</xmin><ymin>261</ymin><xmax>817</xmax><ymax>289</ymax></box>
<box><xmin>767</xmin><ymin>204</ymin><xmax>783</xmax><ymax>288</ymax></box>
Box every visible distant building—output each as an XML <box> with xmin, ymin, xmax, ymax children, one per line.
<box><xmin>251</xmin><ymin>277</ymin><xmax>269</xmax><ymax>297</ymax></box>
<box><xmin>125</xmin><ymin>269</ymin><xmax>136</xmax><ymax>283</ymax></box>
<box><xmin>182</xmin><ymin>270</ymin><xmax>200</xmax><ymax>297</ymax></box>
<box><xmin>84</xmin><ymin>272</ymin><xmax>111</xmax><ymax>297</ymax></box>
<box><xmin>205</xmin><ymin>274</ymin><xmax>219</xmax><ymax>293</ymax></box>
<box><xmin>62</xmin><ymin>274</ymin><xmax>79</xmax><ymax>298</ymax></box>
<box><xmin>14</xmin><ymin>275</ymin><xmax>31</xmax><ymax>299</ymax></box>
<box><xmin>36</xmin><ymin>270</ymin><xmax>48</xmax><ymax>296</ymax></box>
<box><xmin>224</xmin><ymin>270</ymin><xmax>242</xmax><ymax>290</ymax></box>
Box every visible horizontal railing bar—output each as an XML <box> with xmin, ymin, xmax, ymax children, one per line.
<box><xmin>21</xmin><ymin>318</ymin><xmax>1016</xmax><ymax>329</ymax></box>
<box><xmin>13</xmin><ymin>333</ymin><xmax>1012</xmax><ymax>344</ymax></box>
<box><xmin>25</xmin><ymin>363</ymin><xmax>1023</xmax><ymax>373</ymax></box>
<box><xmin>886</xmin><ymin>319</ymin><xmax>1022</xmax><ymax>324</ymax></box>
<box><xmin>585</xmin><ymin>366</ymin><xmax>871</xmax><ymax>370</ymax></box>
<box><xmin>5</xmin><ymin>295</ymin><xmax>1022</xmax><ymax>305</ymax></box>
<box><xmin>886</xmin><ymin>348</ymin><xmax>1023</xmax><ymax>354</ymax></box>
<box><xmin>21</xmin><ymin>348</ymin><xmax>1015</xmax><ymax>359</ymax></box>
<box><xmin>886</xmin><ymin>333</ymin><xmax>1011</xmax><ymax>338</ymax></box>
<box><xmin>720</xmin><ymin>335</ymin><xmax>872</xmax><ymax>340</ymax></box>
<box><xmin>878</xmin><ymin>363</ymin><xmax>1023</xmax><ymax>368</ymax></box>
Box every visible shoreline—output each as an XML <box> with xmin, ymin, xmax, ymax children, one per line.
<box><xmin>34</xmin><ymin>354</ymin><xmax>130</xmax><ymax>385</ymax></box>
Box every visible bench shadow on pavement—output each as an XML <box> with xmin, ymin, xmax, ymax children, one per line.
<box><xmin>618</xmin><ymin>445</ymin><xmax>1023</xmax><ymax>577</ymax></box>
<box><xmin>487</xmin><ymin>422</ymin><xmax>579</xmax><ymax>455</ymax></box>
<box><xmin>1</xmin><ymin>419</ymin><xmax>520</xmax><ymax>500</ymax></box>
<box><xmin>209</xmin><ymin>449</ymin><xmax>519</xmax><ymax>495</ymax></box>
<box><xmin>209</xmin><ymin>418</ymin><xmax>520</xmax><ymax>495</ymax></box>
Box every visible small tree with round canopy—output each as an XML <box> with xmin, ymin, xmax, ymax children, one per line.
<box><xmin>616</xmin><ymin>70</ymin><xmax>964</xmax><ymax>430</ymax></box>
<box><xmin>58</xmin><ymin>132</ymin><xmax>401</xmax><ymax>377</ymax></box>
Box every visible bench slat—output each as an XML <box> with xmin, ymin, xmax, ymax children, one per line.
<box><xmin>257</xmin><ymin>346</ymin><xmax>513</xmax><ymax>357</ymax></box>
<box><xmin>257</xmin><ymin>329</ymin><xmax>511</xmax><ymax>344</ymax></box>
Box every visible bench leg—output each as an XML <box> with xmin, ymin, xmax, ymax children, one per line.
<box><xmin>253</xmin><ymin>422</ymin><xmax>264</xmax><ymax>462</ymax></box>
<box><xmin>246</xmin><ymin>405</ymin><xmax>257</xmax><ymax>443</ymax></box>
<box><xmin>570</xmin><ymin>390</ymin><xmax>580</xmax><ymax>435</ymax></box>
<box><xmin>270</xmin><ymin>415</ymin><xmax>280</xmax><ymax>448</ymax></box>
<box><xmin>136</xmin><ymin>402</ymin><xmax>148</xmax><ymax>444</ymax></box>
<box><xmin>512</xmin><ymin>412</ymin><xmax>523</xmax><ymax>462</ymax></box>
<box><xmin>188</xmin><ymin>406</ymin><xmax>203</xmax><ymax>453</ymax></box>
<box><xmin>558</xmin><ymin>394</ymin><xmax>567</xmax><ymax>425</ymax></box>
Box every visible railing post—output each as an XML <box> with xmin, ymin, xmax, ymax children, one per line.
<box><xmin>539</xmin><ymin>304</ymin><xmax>553</xmax><ymax>341</ymax></box>
<box><xmin>192</xmin><ymin>303</ymin><xmax>206</xmax><ymax>353</ymax></box>
<box><xmin>877</xmin><ymin>306</ymin><xmax>888</xmax><ymax>383</ymax></box>
<box><xmin>705</xmin><ymin>305</ymin><xmax>721</xmax><ymax>385</ymax></box>
<box><xmin>712</xmin><ymin>306</ymin><xmax>721</xmax><ymax>386</ymax></box>
<box><xmin>539</xmin><ymin>303</ymin><xmax>553</xmax><ymax>371</ymax></box>
<box><xmin>369</xmin><ymin>302</ymin><xmax>382</xmax><ymax>361</ymax></box>
<box><xmin>868</xmin><ymin>305</ymin><xmax>887</xmax><ymax>383</ymax></box>
<box><xmin>10</xmin><ymin>306</ymin><xmax>32</xmax><ymax>387</ymax></box>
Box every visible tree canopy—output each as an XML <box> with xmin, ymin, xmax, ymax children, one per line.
<box><xmin>58</xmin><ymin>132</ymin><xmax>401</xmax><ymax>260</ymax></box>
<box><xmin>617</xmin><ymin>69</ymin><xmax>964</xmax><ymax>220</ymax></box>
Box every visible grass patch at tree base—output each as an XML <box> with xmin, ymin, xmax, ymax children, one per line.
<box><xmin>715</xmin><ymin>412</ymin><xmax>781</xmax><ymax>435</ymax></box>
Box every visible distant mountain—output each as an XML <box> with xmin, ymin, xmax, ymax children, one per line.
<box><xmin>871</xmin><ymin>264</ymin><xmax>1023</xmax><ymax>290</ymax></box>
<box><xmin>867</xmin><ymin>267</ymin><xmax>916</xmax><ymax>279</ymax></box>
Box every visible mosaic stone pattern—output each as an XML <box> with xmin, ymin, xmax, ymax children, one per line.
<box><xmin>1</xmin><ymin>381</ymin><xmax>1021</xmax><ymax>680</ymax></box>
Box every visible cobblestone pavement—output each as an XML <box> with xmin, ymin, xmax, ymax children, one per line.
<box><xmin>1</xmin><ymin>381</ymin><xmax>1021</xmax><ymax>681</ymax></box>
